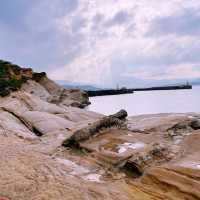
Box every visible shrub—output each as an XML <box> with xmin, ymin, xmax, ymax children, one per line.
<box><xmin>0</xmin><ymin>60</ymin><xmax>27</xmax><ymax>97</ymax></box>
<box><xmin>0</xmin><ymin>65</ymin><xmax>8</xmax><ymax>78</ymax></box>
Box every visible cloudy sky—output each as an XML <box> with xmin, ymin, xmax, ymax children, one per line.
<box><xmin>1</xmin><ymin>0</ymin><xmax>200</xmax><ymax>86</ymax></box>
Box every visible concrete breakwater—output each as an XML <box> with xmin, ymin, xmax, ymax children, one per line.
<box><xmin>86</xmin><ymin>84</ymin><xmax>192</xmax><ymax>97</ymax></box>
<box><xmin>132</xmin><ymin>84</ymin><xmax>192</xmax><ymax>91</ymax></box>
<box><xmin>86</xmin><ymin>88</ymin><xmax>134</xmax><ymax>97</ymax></box>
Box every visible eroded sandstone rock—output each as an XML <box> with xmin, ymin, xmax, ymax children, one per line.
<box><xmin>0</xmin><ymin>94</ymin><xmax>200</xmax><ymax>200</ymax></box>
<box><xmin>0</xmin><ymin>61</ymin><xmax>200</xmax><ymax>200</ymax></box>
<box><xmin>63</xmin><ymin>110</ymin><xmax>127</xmax><ymax>146</ymax></box>
<box><xmin>0</xmin><ymin>60</ymin><xmax>90</xmax><ymax>108</ymax></box>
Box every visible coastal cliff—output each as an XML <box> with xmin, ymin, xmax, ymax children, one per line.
<box><xmin>0</xmin><ymin>60</ymin><xmax>90</xmax><ymax>108</ymax></box>
<box><xmin>0</xmin><ymin>60</ymin><xmax>200</xmax><ymax>200</ymax></box>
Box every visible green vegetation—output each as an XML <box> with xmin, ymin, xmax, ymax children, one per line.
<box><xmin>0</xmin><ymin>60</ymin><xmax>26</xmax><ymax>97</ymax></box>
<box><xmin>0</xmin><ymin>61</ymin><xmax>9</xmax><ymax>78</ymax></box>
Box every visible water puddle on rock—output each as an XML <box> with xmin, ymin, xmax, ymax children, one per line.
<box><xmin>82</xmin><ymin>174</ymin><xmax>102</xmax><ymax>182</ymax></box>
<box><xmin>117</xmin><ymin>142</ymin><xmax>145</xmax><ymax>154</ymax></box>
<box><xmin>179</xmin><ymin>161</ymin><xmax>200</xmax><ymax>169</ymax></box>
<box><xmin>56</xmin><ymin>158</ymin><xmax>102</xmax><ymax>182</ymax></box>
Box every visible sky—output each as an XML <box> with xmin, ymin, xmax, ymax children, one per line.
<box><xmin>1</xmin><ymin>0</ymin><xmax>200</xmax><ymax>87</ymax></box>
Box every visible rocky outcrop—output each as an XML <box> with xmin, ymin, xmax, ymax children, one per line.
<box><xmin>0</xmin><ymin>60</ymin><xmax>90</xmax><ymax>108</ymax></box>
<box><xmin>0</xmin><ymin>89</ymin><xmax>200</xmax><ymax>200</ymax></box>
<box><xmin>63</xmin><ymin>109</ymin><xmax>127</xmax><ymax>146</ymax></box>
<box><xmin>22</xmin><ymin>76</ymin><xmax>90</xmax><ymax>108</ymax></box>
<box><xmin>0</xmin><ymin>91</ymin><xmax>99</xmax><ymax>135</ymax></box>
<box><xmin>71</xmin><ymin>113</ymin><xmax>200</xmax><ymax>199</ymax></box>
<box><xmin>1</xmin><ymin>60</ymin><xmax>200</xmax><ymax>200</ymax></box>
<box><xmin>0</xmin><ymin>60</ymin><xmax>33</xmax><ymax>96</ymax></box>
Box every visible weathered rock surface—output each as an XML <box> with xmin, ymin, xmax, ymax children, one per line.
<box><xmin>0</xmin><ymin>90</ymin><xmax>200</xmax><ymax>200</ymax></box>
<box><xmin>74</xmin><ymin>113</ymin><xmax>200</xmax><ymax>199</ymax></box>
<box><xmin>63</xmin><ymin>109</ymin><xmax>127</xmax><ymax>146</ymax></box>
<box><xmin>0</xmin><ymin>60</ymin><xmax>90</xmax><ymax>107</ymax></box>
<box><xmin>0</xmin><ymin>61</ymin><xmax>200</xmax><ymax>200</ymax></box>
<box><xmin>22</xmin><ymin>74</ymin><xmax>90</xmax><ymax>108</ymax></box>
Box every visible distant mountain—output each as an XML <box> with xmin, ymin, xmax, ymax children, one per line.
<box><xmin>190</xmin><ymin>79</ymin><xmax>200</xmax><ymax>86</ymax></box>
<box><xmin>56</xmin><ymin>77</ymin><xmax>200</xmax><ymax>91</ymax></box>
<box><xmin>63</xmin><ymin>84</ymin><xmax>101</xmax><ymax>91</ymax></box>
<box><xmin>55</xmin><ymin>80</ymin><xmax>102</xmax><ymax>91</ymax></box>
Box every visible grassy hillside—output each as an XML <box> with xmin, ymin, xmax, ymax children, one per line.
<box><xmin>0</xmin><ymin>60</ymin><xmax>28</xmax><ymax>96</ymax></box>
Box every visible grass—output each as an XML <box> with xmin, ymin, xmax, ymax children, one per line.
<box><xmin>0</xmin><ymin>60</ymin><xmax>27</xmax><ymax>97</ymax></box>
<box><xmin>0</xmin><ymin>62</ymin><xmax>8</xmax><ymax>78</ymax></box>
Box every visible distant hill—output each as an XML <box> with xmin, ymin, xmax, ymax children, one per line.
<box><xmin>190</xmin><ymin>79</ymin><xmax>200</xmax><ymax>86</ymax></box>
<box><xmin>57</xmin><ymin>78</ymin><xmax>200</xmax><ymax>91</ymax></box>
<box><xmin>55</xmin><ymin>80</ymin><xmax>101</xmax><ymax>91</ymax></box>
<box><xmin>63</xmin><ymin>84</ymin><xmax>101</xmax><ymax>91</ymax></box>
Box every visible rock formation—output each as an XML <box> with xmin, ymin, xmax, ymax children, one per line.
<box><xmin>0</xmin><ymin>60</ymin><xmax>200</xmax><ymax>200</ymax></box>
<box><xmin>63</xmin><ymin>109</ymin><xmax>127</xmax><ymax>146</ymax></box>
<box><xmin>0</xmin><ymin>60</ymin><xmax>90</xmax><ymax>107</ymax></box>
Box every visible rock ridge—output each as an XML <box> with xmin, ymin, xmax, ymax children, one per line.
<box><xmin>0</xmin><ymin>60</ymin><xmax>90</xmax><ymax>108</ymax></box>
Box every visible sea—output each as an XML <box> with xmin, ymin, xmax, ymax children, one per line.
<box><xmin>87</xmin><ymin>86</ymin><xmax>200</xmax><ymax>116</ymax></box>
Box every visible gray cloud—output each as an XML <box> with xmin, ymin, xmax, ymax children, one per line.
<box><xmin>104</xmin><ymin>10</ymin><xmax>132</xmax><ymax>27</ymax></box>
<box><xmin>1</xmin><ymin>0</ymin><xmax>200</xmax><ymax>86</ymax></box>
<box><xmin>147</xmin><ymin>8</ymin><xmax>200</xmax><ymax>37</ymax></box>
<box><xmin>0</xmin><ymin>0</ymin><xmax>80</xmax><ymax>71</ymax></box>
<box><xmin>92</xmin><ymin>14</ymin><xmax>105</xmax><ymax>24</ymax></box>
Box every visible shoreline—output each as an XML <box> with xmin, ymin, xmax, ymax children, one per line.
<box><xmin>87</xmin><ymin>85</ymin><xmax>199</xmax><ymax>116</ymax></box>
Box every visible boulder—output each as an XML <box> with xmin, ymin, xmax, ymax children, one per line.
<box><xmin>109</xmin><ymin>109</ymin><xmax>128</xmax><ymax>120</ymax></box>
<box><xmin>63</xmin><ymin>110</ymin><xmax>127</xmax><ymax>146</ymax></box>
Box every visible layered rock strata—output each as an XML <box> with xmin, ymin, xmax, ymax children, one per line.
<box><xmin>0</xmin><ymin>61</ymin><xmax>200</xmax><ymax>200</ymax></box>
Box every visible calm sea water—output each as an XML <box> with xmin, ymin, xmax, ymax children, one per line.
<box><xmin>87</xmin><ymin>86</ymin><xmax>200</xmax><ymax>116</ymax></box>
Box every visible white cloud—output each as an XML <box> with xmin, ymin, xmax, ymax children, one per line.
<box><xmin>1</xmin><ymin>0</ymin><xmax>200</xmax><ymax>85</ymax></box>
<box><xmin>123</xmin><ymin>63</ymin><xmax>200</xmax><ymax>80</ymax></box>
<box><xmin>48</xmin><ymin>0</ymin><xmax>200</xmax><ymax>85</ymax></box>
